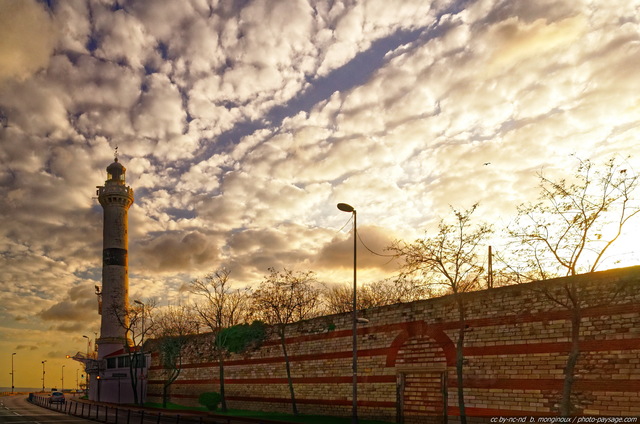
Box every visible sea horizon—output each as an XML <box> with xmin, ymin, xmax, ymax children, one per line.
<box><xmin>0</xmin><ymin>387</ymin><xmax>63</xmax><ymax>393</ymax></box>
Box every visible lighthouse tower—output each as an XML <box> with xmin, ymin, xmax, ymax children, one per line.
<box><xmin>92</xmin><ymin>155</ymin><xmax>135</xmax><ymax>401</ymax></box>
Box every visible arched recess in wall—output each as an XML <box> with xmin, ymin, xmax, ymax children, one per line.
<box><xmin>385</xmin><ymin>321</ymin><xmax>456</xmax><ymax>367</ymax></box>
<box><xmin>390</xmin><ymin>322</ymin><xmax>454</xmax><ymax>423</ymax></box>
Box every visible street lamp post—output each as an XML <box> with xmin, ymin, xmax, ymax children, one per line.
<box><xmin>61</xmin><ymin>365</ymin><xmax>65</xmax><ymax>391</ymax></box>
<box><xmin>337</xmin><ymin>202</ymin><xmax>358</xmax><ymax>424</ymax></box>
<box><xmin>11</xmin><ymin>353</ymin><xmax>16</xmax><ymax>393</ymax></box>
<box><xmin>134</xmin><ymin>299</ymin><xmax>146</xmax><ymax>405</ymax></box>
<box><xmin>83</xmin><ymin>335</ymin><xmax>90</xmax><ymax>358</ymax></box>
<box><xmin>82</xmin><ymin>335</ymin><xmax>91</xmax><ymax>395</ymax></box>
<box><xmin>41</xmin><ymin>360</ymin><xmax>47</xmax><ymax>392</ymax></box>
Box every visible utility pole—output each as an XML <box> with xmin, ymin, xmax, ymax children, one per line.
<box><xmin>41</xmin><ymin>360</ymin><xmax>47</xmax><ymax>392</ymax></box>
<box><xmin>488</xmin><ymin>246</ymin><xmax>493</xmax><ymax>289</ymax></box>
<box><xmin>11</xmin><ymin>353</ymin><xmax>16</xmax><ymax>393</ymax></box>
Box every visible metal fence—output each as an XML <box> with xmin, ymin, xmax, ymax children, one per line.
<box><xmin>29</xmin><ymin>394</ymin><xmax>294</xmax><ymax>424</ymax></box>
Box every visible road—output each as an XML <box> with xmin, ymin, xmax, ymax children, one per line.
<box><xmin>0</xmin><ymin>395</ymin><xmax>95</xmax><ymax>424</ymax></box>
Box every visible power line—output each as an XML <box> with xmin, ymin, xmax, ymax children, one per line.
<box><xmin>356</xmin><ymin>229</ymin><xmax>396</xmax><ymax>258</ymax></box>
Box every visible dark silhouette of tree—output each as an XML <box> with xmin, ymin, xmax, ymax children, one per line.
<box><xmin>322</xmin><ymin>278</ymin><xmax>431</xmax><ymax>314</ymax></box>
<box><xmin>389</xmin><ymin>204</ymin><xmax>492</xmax><ymax>424</ymax></box>
<box><xmin>111</xmin><ymin>298</ymin><xmax>157</xmax><ymax>406</ymax></box>
<box><xmin>153</xmin><ymin>305</ymin><xmax>200</xmax><ymax>408</ymax></box>
<box><xmin>190</xmin><ymin>268</ymin><xmax>252</xmax><ymax>412</ymax></box>
<box><xmin>251</xmin><ymin>268</ymin><xmax>322</xmax><ymax>416</ymax></box>
<box><xmin>506</xmin><ymin>157</ymin><xmax>640</xmax><ymax>415</ymax></box>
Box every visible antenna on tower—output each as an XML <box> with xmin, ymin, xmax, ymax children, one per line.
<box><xmin>114</xmin><ymin>146</ymin><xmax>119</xmax><ymax>162</ymax></box>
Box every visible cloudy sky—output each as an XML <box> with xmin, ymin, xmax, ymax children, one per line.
<box><xmin>2</xmin><ymin>0</ymin><xmax>640</xmax><ymax>388</ymax></box>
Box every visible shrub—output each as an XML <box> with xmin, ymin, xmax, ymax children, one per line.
<box><xmin>198</xmin><ymin>392</ymin><xmax>222</xmax><ymax>411</ymax></box>
<box><xmin>217</xmin><ymin>321</ymin><xmax>267</xmax><ymax>354</ymax></box>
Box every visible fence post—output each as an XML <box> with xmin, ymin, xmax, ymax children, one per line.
<box><xmin>105</xmin><ymin>406</ymin><xmax>109</xmax><ymax>423</ymax></box>
<box><xmin>156</xmin><ymin>412</ymin><xmax>162</xmax><ymax>424</ymax></box>
<box><xmin>175</xmin><ymin>414</ymin><xmax>180</xmax><ymax>424</ymax></box>
<box><xmin>115</xmin><ymin>407</ymin><xmax>119</xmax><ymax>424</ymax></box>
<box><xmin>81</xmin><ymin>403</ymin><xmax>85</xmax><ymax>417</ymax></box>
<box><xmin>140</xmin><ymin>409</ymin><xmax>145</xmax><ymax>424</ymax></box>
<box><xmin>127</xmin><ymin>409</ymin><xmax>131</xmax><ymax>424</ymax></box>
<box><xmin>96</xmin><ymin>404</ymin><xmax>100</xmax><ymax>420</ymax></box>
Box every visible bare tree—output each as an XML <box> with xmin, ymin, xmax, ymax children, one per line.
<box><xmin>389</xmin><ymin>204</ymin><xmax>492</xmax><ymax>424</ymax></box>
<box><xmin>506</xmin><ymin>157</ymin><xmax>640</xmax><ymax>415</ymax></box>
<box><xmin>110</xmin><ymin>297</ymin><xmax>157</xmax><ymax>405</ymax></box>
<box><xmin>251</xmin><ymin>268</ymin><xmax>322</xmax><ymax>415</ymax></box>
<box><xmin>323</xmin><ymin>278</ymin><xmax>431</xmax><ymax>314</ymax></box>
<box><xmin>190</xmin><ymin>268</ymin><xmax>252</xmax><ymax>412</ymax></box>
<box><xmin>152</xmin><ymin>305</ymin><xmax>200</xmax><ymax>408</ymax></box>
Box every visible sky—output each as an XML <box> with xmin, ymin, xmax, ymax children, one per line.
<box><xmin>1</xmin><ymin>0</ymin><xmax>640</xmax><ymax>389</ymax></box>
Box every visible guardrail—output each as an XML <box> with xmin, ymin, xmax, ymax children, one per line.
<box><xmin>29</xmin><ymin>394</ymin><xmax>297</xmax><ymax>424</ymax></box>
<box><xmin>31</xmin><ymin>395</ymin><xmax>214</xmax><ymax>424</ymax></box>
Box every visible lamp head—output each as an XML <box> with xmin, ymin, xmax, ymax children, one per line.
<box><xmin>337</xmin><ymin>203</ymin><xmax>355</xmax><ymax>213</ymax></box>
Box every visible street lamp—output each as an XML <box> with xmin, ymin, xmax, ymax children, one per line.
<box><xmin>11</xmin><ymin>353</ymin><xmax>16</xmax><ymax>393</ymax></box>
<box><xmin>61</xmin><ymin>365</ymin><xmax>65</xmax><ymax>391</ymax></box>
<box><xmin>83</xmin><ymin>335</ymin><xmax>90</xmax><ymax>358</ymax></box>
<box><xmin>134</xmin><ymin>299</ymin><xmax>146</xmax><ymax>405</ymax></box>
<box><xmin>41</xmin><ymin>360</ymin><xmax>47</xmax><ymax>392</ymax></box>
<box><xmin>337</xmin><ymin>202</ymin><xmax>359</xmax><ymax>424</ymax></box>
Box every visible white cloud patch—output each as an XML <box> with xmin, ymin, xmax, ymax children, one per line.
<box><xmin>0</xmin><ymin>0</ymin><xmax>57</xmax><ymax>83</ymax></box>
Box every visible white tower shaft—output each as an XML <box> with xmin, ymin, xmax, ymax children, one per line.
<box><xmin>97</xmin><ymin>158</ymin><xmax>134</xmax><ymax>357</ymax></box>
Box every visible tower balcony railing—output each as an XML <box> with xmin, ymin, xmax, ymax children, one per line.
<box><xmin>97</xmin><ymin>184</ymin><xmax>133</xmax><ymax>198</ymax></box>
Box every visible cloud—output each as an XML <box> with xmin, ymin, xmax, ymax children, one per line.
<box><xmin>135</xmin><ymin>231</ymin><xmax>220</xmax><ymax>273</ymax></box>
<box><xmin>0</xmin><ymin>0</ymin><xmax>57</xmax><ymax>83</ymax></box>
<box><xmin>316</xmin><ymin>224</ymin><xmax>401</xmax><ymax>272</ymax></box>
<box><xmin>39</xmin><ymin>284</ymin><xmax>99</xmax><ymax>322</ymax></box>
<box><xmin>15</xmin><ymin>344</ymin><xmax>38</xmax><ymax>351</ymax></box>
<box><xmin>132</xmin><ymin>74</ymin><xmax>187</xmax><ymax>143</ymax></box>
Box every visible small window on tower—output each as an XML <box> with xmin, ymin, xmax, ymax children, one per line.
<box><xmin>107</xmin><ymin>172</ymin><xmax>113</xmax><ymax>180</ymax></box>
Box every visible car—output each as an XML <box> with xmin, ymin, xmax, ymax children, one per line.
<box><xmin>48</xmin><ymin>391</ymin><xmax>65</xmax><ymax>404</ymax></box>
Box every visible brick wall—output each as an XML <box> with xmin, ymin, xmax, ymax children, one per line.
<box><xmin>146</xmin><ymin>266</ymin><xmax>640</xmax><ymax>420</ymax></box>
